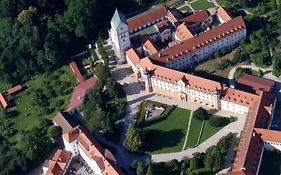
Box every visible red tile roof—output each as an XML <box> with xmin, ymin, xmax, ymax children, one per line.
<box><xmin>46</xmin><ymin>149</ymin><xmax>72</xmax><ymax>175</ymax></box>
<box><xmin>67</xmin><ymin>76</ymin><xmax>98</xmax><ymax>111</ymax></box>
<box><xmin>237</xmin><ymin>74</ymin><xmax>275</xmax><ymax>92</ymax></box>
<box><xmin>7</xmin><ymin>85</ymin><xmax>22</xmax><ymax>95</ymax></box>
<box><xmin>139</xmin><ymin>57</ymin><xmax>221</xmax><ymax>91</ymax></box>
<box><xmin>69</xmin><ymin>59</ymin><xmax>84</xmax><ymax>83</ymax></box>
<box><xmin>63</xmin><ymin>125</ymin><xmax>124</xmax><ymax>175</ymax></box>
<box><xmin>175</xmin><ymin>23</ymin><xmax>194</xmax><ymax>41</ymax></box>
<box><xmin>126</xmin><ymin>48</ymin><xmax>141</xmax><ymax>65</ymax></box>
<box><xmin>128</xmin><ymin>6</ymin><xmax>168</xmax><ymax>31</ymax></box>
<box><xmin>217</xmin><ymin>6</ymin><xmax>232</xmax><ymax>23</ymax></box>
<box><xmin>142</xmin><ymin>35</ymin><xmax>159</xmax><ymax>54</ymax></box>
<box><xmin>148</xmin><ymin>16</ymin><xmax>246</xmax><ymax>64</ymax></box>
<box><xmin>179</xmin><ymin>10</ymin><xmax>210</xmax><ymax>25</ymax></box>
<box><xmin>222</xmin><ymin>87</ymin><xmax>258</xmax><ymax>107</ymax></box>
<box><xmin>232</xmin><ymin>91</ymin><xmax>275</xmax><ymax>174</ymax></box>
<box><xmin>255</xmin><ymin>128</ymin><xmax>281</xmax><ymax>143</ymax></box>
<box><xmin>0</xmin><ymin>93</ymin><xmax>9</xmax><ymax>109</ymax></box>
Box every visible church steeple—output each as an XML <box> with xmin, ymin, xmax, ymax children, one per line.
<box><xmin>111</xmin><ymin>8</ymin><xmax>127</xmax><ymax>30</ymax></box>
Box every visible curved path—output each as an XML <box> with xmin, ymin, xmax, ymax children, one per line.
<box><xmin>228</xmin><ymin>64</ymin><xmax>272</xmax><ymax>87</ymax></box>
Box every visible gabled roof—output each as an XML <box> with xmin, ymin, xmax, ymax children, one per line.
<box><xmin>126</xmin><ymin>48</ymin><xmax>141</xmax><ymax>65</ymax></box>
<box><xmin>7</xmin><ymin>85</ymin><xmax>22</xmax><ymax>95</ymax></box>
<box><xmin>237</xmin><ymin>74</ymin><xmax>275</xmax><ymax>93</ymax></box>
<box><xmin>128</xmin><ymin>5</ymin><xmax>169</xmax><ymax>31</ymax></box>
<box><xmin>139</xmin><ymin>57</ymin><xmax>221</xmax><ymax>91</ymax></box>
<box><xmin>111</xmin><ymin>8</ymin><xmax>127</xmax><ymax>29</ymax></box>
<box><xmin>0</xmin><ymin>93</ymin><xmax>9</xmax><ymax>109</ymax></box>
<box><xmin>67</xmin><ymin>76</ymin><xmax>98</xmax><ymax>111</ymax></box>
<box><xmin>69</xmin><ymin>59</ymin><xmax>84</xmax><ymax>83</ymax></box>
<box><xmin>63</xmin><ymin>125</ymin><xmax>124</xmax><ymax>175</ymax></box>
<box><xmin>46</xmin><ymin>149</ymin><xmax>72</xmax><ymax>175</ymax></box>
<box><xmin>179</xmin><ymin>9</ymin><xmax>210</xmax><ymax>25</ymax></box>
<box><xmin>217</xmin><ymin>6</ymin><xmax>232</xmax><ymax>23</ymax></box>
<box><xmin>148</xmin><ymin>16</ymin><xmax>246</xmax><ymax>64</ymax></box>
<box><xmin>52</xmin><ymin>112</ymin><xmax>78</xmax><ymax>132</ymax></box>
<box><xmin>175</xmin><ymin>23</ymin><xmax>194</xmax><ymax>41</ymax></box>
<box><xmin>255</xmin><ymin>128</ymin><xmax>281</xmax><ymax>143</ymax></box>
<box><xmin>142</xmin><ymin>35</ymin><xmax>158</xmax><ymax>54</ymax></box>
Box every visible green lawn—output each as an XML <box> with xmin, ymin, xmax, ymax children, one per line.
<box><xmin>178</xmin><ymin>5</ymin><xmax>192</xmax><ymax>12</ymax></box>
<box><xmin>216</xmin><ymin>0</ymin><xmax>229</xmax><ymax>6</ymax></box>
<box><xmin>191</xmin><ymin>0</ymin><xmax>215</xmax><ymax>10</ymax></box>
<box><xmin>142</xmin><ymin>107</ymin><xmax>191</xmax><ymax>154</ymax></box>
<box><xmin>7</xmin><ymin>65</ymin><xmax>77</xmax><ymax>147</ymax></box>
<box><xmin>199</xmin><ymin>120</ymin><xmax>223</xmax><ymax>144</ymax></box>
<box><xmin>185</xmin><ymin>117</ymin><xmax>203</xmax><ymax>149</ymax></box>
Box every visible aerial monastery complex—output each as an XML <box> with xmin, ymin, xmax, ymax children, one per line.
<box><xmin>109</xmin><ymin>5</ymin><xmax>281</xmax><ymax>175</ymax></box>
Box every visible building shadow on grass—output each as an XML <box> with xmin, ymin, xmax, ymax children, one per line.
<box><xmin>143</xmin><ymin>129</ymin><xmax>184</xmax><ymax>153</ymax></box>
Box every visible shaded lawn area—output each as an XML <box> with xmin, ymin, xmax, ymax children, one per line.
<box><xmin>8</xmin><ymin>65</ymin><xmax>77</xmax><ymax>147</ymax></box>
<box><xmin>199</xmin><ymin>120</ymin><xmax>223</xmax><ymax>144</ymax></box>
<box><xmin>259</xmin><ymin>151</ymin><xmax>281</xmax><ymax>175</ymax></box>
<box><xmin>185</xmin><ymin>117</ymin><xmax>203</xmax><ymax>149</ymax></box>
<box><xmin>142</xmin><ymin>107</ymin><xmax>191</xmax><ymax>154</ymax></box>
<box><xmin>191</xmin><ymin>0</ymin><xmax>215</xmax><ymax>10</ymax></box>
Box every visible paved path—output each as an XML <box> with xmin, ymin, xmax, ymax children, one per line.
<box><xmin>182</xmin><ymin>111</ymin><xmax>193</xmax><ymax>150</ymax></box>
<box><xmin>151</xmin><ymin>113</ymin><xmax>246</xmax><ymax>162</ymax></box>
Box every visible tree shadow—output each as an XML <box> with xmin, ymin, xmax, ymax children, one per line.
<box><xmin>111</xmin><ymin>66</ymin><xmax>134</xmax><ymax>81</ymax></box>
<box><xmin>127</xmin><ymin>93</ymin><xmax>154</xmax><ymax>106</ymax></box>
<box><xmin>123</xmin><ymin>81</ymin><xmax>144</xmax><ymax>96</ymax></box>
<box><xmin>143</xmin><ymin>129</ymin><xmax>184</xmax><ymax>152</ymax></box>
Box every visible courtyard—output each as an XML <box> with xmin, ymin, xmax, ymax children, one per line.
<box><xmin>137</xmin><ymin>100</ymin><xmax>228</xmax><ymax>154</ymax></box>
<box><xmin>173</xmin><ymin>0</ymin><xmax>228</xmax><ymax>13</ymax></box>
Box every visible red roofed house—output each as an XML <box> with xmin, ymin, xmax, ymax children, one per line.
<box><xmin>7</xmin><ymin>85</ymin><xmax>22</xmax><ymax>95</ymax></box>
<box><xmin>0</xmin><ymin>93</ymin><xmax>9</xmax><ymax>109</ymax></box>
<box><xmin>67</xmin><ymin>76</ymin><xmax>98</xmax><ymax>114</ymax></box>
<box><xmin>69</xmin><ymin>59</ymin><xmax>84</xmax><ymax>83</ymax></box>
<box><xmin>62</xmin><ymin>125</ymin><xmax>124</xmax><ymax>175</ymax></box>
<box><xmin>44</xmin><ymin>149</ymin><xmax>72</xmax><ymax>175</ymax></box>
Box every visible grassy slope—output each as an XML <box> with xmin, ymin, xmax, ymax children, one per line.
<box><xmin>185</xmin><ymin>117</ymin><xmax>203</xmax><ymax>148</ymax></box>
<box><xmin>143</xmin><ymin>107</ymin><xmax>191</xmax><ymax>154</ymax></box>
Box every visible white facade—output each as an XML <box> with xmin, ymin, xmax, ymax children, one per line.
<box><xmin>63</xmin><ymin>137</ymin><xmax>104</xmax><ymax>175</ymax></box>
<box><xmin>166</xmin><ymin>28</ymin><xmax>247</xmax><ymax>70</ymax></box>
<box><xmin>263</xmin><ymin>140</ymin><xmax>281</xmax><ymax>151</ymax></box>
<box><xmin>221</xmin><ymin>100</ymin><xmax>249</xmax><ymax>115</ymax></box>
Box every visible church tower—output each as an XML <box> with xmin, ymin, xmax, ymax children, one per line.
<box><xmin>109</xmin><ymin>9</ymin><xmax>131</xmax><ymax>61</ymax></box>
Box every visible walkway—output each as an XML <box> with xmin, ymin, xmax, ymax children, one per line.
<box><xmin>151</xmin><ymin>113</ymin><xmax>245</xmax><ymax>162</ymax></box>
<box><xmin>182</xmin><ymin>111</ymin><xmax>194</xmax><ymax>150</ymax></box>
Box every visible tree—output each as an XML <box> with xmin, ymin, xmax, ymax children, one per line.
<box><xmin>146</xmin><ymin>162</ymin><xmax>154</xmax><ymax>175</ymax></box>
<box><xmin>209</xmin><ymin>116</ymin><xmax>230</xmax><ymax>127</ymax></box>
<box><xmin>105</xmin><ymin>114</ymin><xmax>114</xmax><ymax>133</ymax></box>
<box><xmin>189</xmin><ymin>155</ymin><xmax>200</xmax><ymax>170</ymax></box>
<box><xmin>193</xmin><ymin>107</ymin><xmax>208</xmax><ymax>121</ymax></box>
<box><xmin>136</xmin><ymin>161</ymin><xmax>145</xmax><ymax>175</ymax></box>
<box><xmin>273</xmin><ymin>54</ymin><xmax>281</xmax><ymax>77</ymax></box>
<box><xmin>124</xmin><ymin>124</ymin><xmax>143</xmax><ymax>152</ymax></box>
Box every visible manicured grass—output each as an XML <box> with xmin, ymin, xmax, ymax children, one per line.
<box><xmin>191</xmin><ymin>0</ymin><xmax>215</xmax><ymax>10</ymax></box>
<box><xmin>178</xmin><ymin>5</ymin><xmax>192</xmax><ymax>12</ymax></box>
<box><xmin>199</xmin><ymin>120</ymin><xmax>223</xmax><ymax>144</ymax></box>
<box><xmin>8</xmin><ymin>65</ymin><xmax>76</xmax><ymax>147</ymax></box>
<box><xmin>142</xmin><ymin>107</ymin><xmax>191</xmax><ymax>154</ymax></box>
<box><xmin>185</xmin><ymin>117</ymin><xmax>203</xmax><ymax>149</ymax></box>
